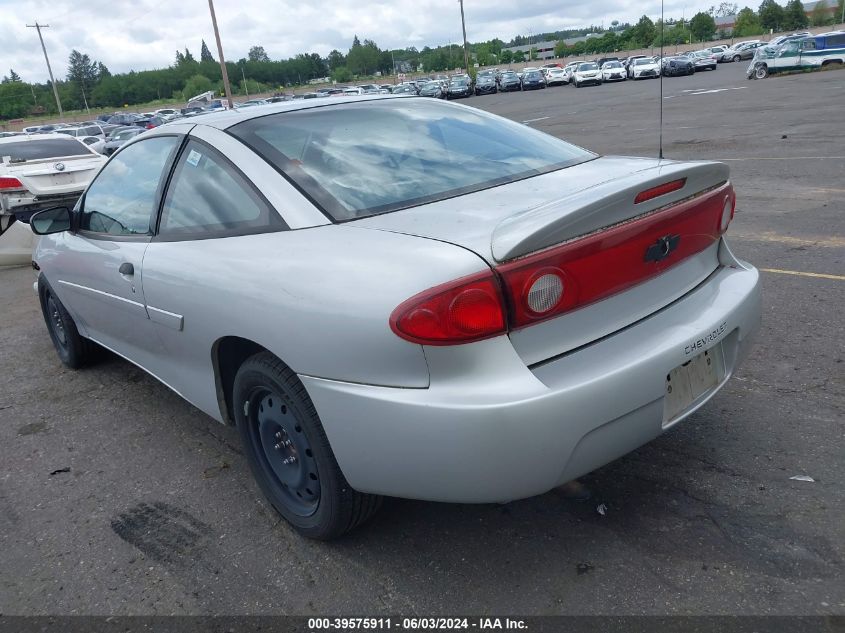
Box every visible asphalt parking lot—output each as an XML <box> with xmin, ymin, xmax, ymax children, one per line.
<box><xmin>1</xmin><ymin>62</ymin><xmax>843</xmax><ymax>616</ymax></box>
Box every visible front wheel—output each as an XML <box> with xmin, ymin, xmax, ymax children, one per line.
<box><xmin>233</xmin><ymin>352</ymin><xmax>382</xmax><ymax>540</ymax></box>
<box><xmin>733</xmin><ymin>55</ymin><xmax>741</xmax><ymax>62</ymax></box>
<box><xmin>754</xmin><ymin>64</ymin><xmax>769</xmax><ymax>79</ymax></box>
<box><xmin>38</xmin><ymin>276</ymin><xmax>94</xmax><ymax>369</ymax></box>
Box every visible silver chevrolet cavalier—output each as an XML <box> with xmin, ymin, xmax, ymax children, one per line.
<box><xmin>29</xmin><ymin>96</ymin><xmax>761</xmax><ymax>539</ymax></box>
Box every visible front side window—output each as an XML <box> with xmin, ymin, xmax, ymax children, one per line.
<box><xmin>81</xmin><ymin>136</ymin><xmax>178</xmax><ymax>235</ymax></box>
<box><xmin>230</xmin><ymin>99</ymin><xmax>595</xmax><ymax>221</ymax></box>
<box><xmin>158</xmin><ymin>140</ymin><xmax>281</xmax><ymax>238</ymax></box>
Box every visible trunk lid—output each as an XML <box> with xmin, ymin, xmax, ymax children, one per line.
<box><xmin>357</xmin><ymin>156</ymin><xmax>728</xmax><ymax>263</ymax></box>
<box><xmin>359</xmin><ymin>156</ymin><xmax>731</xmax><ymax>365</ymax></box>
<box><xmin>3</xmin><ymin>154</ymin><xmax>104</xmax><ymax>197</ymax></box>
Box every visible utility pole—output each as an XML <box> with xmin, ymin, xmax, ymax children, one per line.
<box><xmin>458</xmin><ymin>0</ymin><xmax>470</xmax><ymax>73</ymax></box>
<box><xmin>207</xmin><ymin>0</ymin><xmax>234</xmax><ymax>109</ymax></box>
<box><xmin>26</xmin><ymin>22</ymin><xmax>63</xmax><ymax>120</ymax></box>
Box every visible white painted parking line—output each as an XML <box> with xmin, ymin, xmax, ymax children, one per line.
<box><xmin>692</xmin><ymin>86</ymin><xmax>748</xmax><ymax>95</ymax></box>
<box><xmin>522</xmin><ymin>116</ymin><xmax>551</xmax><ymax>124</ymax></box>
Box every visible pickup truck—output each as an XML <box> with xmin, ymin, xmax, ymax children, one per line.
<box><xmin>748</xmin><ymin>31</ymin><xmax>845</xmax><ymax>79</ymax></box>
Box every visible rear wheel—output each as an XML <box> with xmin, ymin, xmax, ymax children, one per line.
<box><xmin>732</xmin><ymin>55</ymin><xmax>741</xmax><ymax>62</ymax></box>
<box><xmin>38</xmin><ymin>277</ymin><xmax>94</xmax><ymax>369</ymax></box>
<box><xmin>233</xmin><ymin>352</ymin><xmax>382</xmax><ymax>540</ymax></box>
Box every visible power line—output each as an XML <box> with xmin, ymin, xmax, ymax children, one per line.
<box><xmin>26</xmin><ymin>22</ymin><xmax>64</xmax><ymax>120</ymax></box>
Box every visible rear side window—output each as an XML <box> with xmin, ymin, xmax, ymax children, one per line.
<box><xmin>0</xmin><ymin>138</ymin><xmax>92</xmax><ymax>162</ymax></box>
<box><xmin>823</xmin><ymin>34</ymin><xmax>845</xmax><ymax>47</ymax></box>
<box><xmin>157</xmin><ymin>140</ymin><xmax>282</xmax><ymax>238</ymax></box>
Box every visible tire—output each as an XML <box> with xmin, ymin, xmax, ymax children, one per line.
<box><xmin>38</xmin><ymin>276</ymin><xmax>94</xmax><ymax>369</ymax></box>
<box><xmin>233</xmin><ymin>352</ymin><xmax>382</xmax><ymax>540</ymax></box>
<box><xmin>732</xmin><ymin>55</ymin><xmax>741</xmax><ymax>62</ymax></box>
<box><xmin>754</xmin><ymin>64</ymin><xmax>769</xmax><ymax>79</ymax></box>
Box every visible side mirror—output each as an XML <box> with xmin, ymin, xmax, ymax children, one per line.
<box><xmin>30</xmin><ymin>206</ymin><xmax>72</xmax><ymax>235</ymax></box>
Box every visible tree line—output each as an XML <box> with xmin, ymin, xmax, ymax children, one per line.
<box><xmin>1</xmin><ymin>0</ymin><xmax>842</xmax><ymax>122</ymax></box>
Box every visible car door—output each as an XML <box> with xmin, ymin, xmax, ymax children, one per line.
<box><xmin>46</xmin><ymin>134</ymin><xmax>182</xmax><ymax>363</ymax></box>
<box><xmin>140</xmin><ymin>130</ymin><xmax>293</xmax><ymax>417</ymax></box>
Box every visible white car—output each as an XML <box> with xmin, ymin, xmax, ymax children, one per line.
<box><xmin>571</xmin><ymin>62</ymin><xmax>603</xmax><ymax>87</ymax></box>
<box><xmin>601</xmin><ymin>61</ymin><xmax>627</xmax><ymax>82</ymax></box>
<box><xmin>55</xmin><ymin>123</ymin><xmax>106</xmax><ymax>140</ymax></box>
<box><xmin>562</xmin><ymin>60</ymin><xmax>585</xmax><ymax>84</ymax></box>
<box><xmin>154</xmin><ymin>108</ymin><xmax>181</xmax><ymax>121</ymax></box>
<box><xmin>78</xmin><ymin>136</ymin><xmax>106</xmax><ymax>154</ymax></box>
<box><xmin>630</xmin><ymin>57</ymin><xmax>661</xmax><ymax>79</ymax></box>
<box><xmin>0</xmin><ymin>134</ymin><xmax>105</xmax><ymax>233</ymax></box>
<box><xmin>544</xmin><ymin>67</ymin><xmax>568</xmax><ymax>86</ymax></box>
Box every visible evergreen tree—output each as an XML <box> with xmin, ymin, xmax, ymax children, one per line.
<box><xmin>8</xmin><ymin>69</ymin><xmax>21</xmax><ymax>82</ymax></box>
<box><xmin>783</xmin><ymin>0</ymin><xmax>809</xmax><ymax>29</ymax></box>
<box><xmin>758</xmin><ymin>0</ymin><xmax>785</xmax><ymax>31</ymax></box>
<box><xmin>733</xmin><ymin>6</ymin><xmax>764</xmax><ymax>35</ymax></box>
<box><xmin>183</xmin><ymin>48</ymin><xmax>196</xmax><ymax>63</ymax></box>
<box><xmin>690</xmin><ymin>11</ymin><xmax>718</xmax><ymax>40</ymax></box>
<box><xmin>200</xmin><ymin>39</ymin><xmax>214</xmax><ymax>62</ymax></box>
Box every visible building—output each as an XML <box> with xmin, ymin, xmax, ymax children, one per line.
<box><xmin>502</xmin><ymin>34</ymin><xmax>602</xmax><ymax>60</ymax></box>
<box><xmin>502</xmin><ymin>40</ymin><xmax>557</xmax><ymax>60</ymax></box>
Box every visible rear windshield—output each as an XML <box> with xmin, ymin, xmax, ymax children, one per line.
<box><xmin>230</xmin><ymin>99</ymin><xmax>595</xmax><ymax>221</ymax></box>
<box><xmin>0</xmin><ymin>138</ymin><xmax>92</xmax><ymax>162</ymax></box>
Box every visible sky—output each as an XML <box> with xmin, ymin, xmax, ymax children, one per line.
<box><xmin>2</xmin><ymin>0</ymin><xmax>714</xmax><ymax>82</ymax></box>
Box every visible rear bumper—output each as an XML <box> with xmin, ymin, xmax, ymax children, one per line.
<box><xmin>1</xmin><ymin>193</ymin><xmax>82</xmax><ymax>223</ymax></box>
<box><xmin>303</xmin><ymin>241</ymin><xmax>761</xmax><ymax>503</ymax></box>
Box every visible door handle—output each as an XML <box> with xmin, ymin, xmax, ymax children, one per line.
<box><xmin>119</xmin><ymin>262</ymin><xmax>134</xmax><ymax>276</ymax></box>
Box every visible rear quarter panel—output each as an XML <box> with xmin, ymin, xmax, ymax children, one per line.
<box><xmin>139</xmin><ymin>224</ymin><xmax>491</xmax><ymax>421</ymax></box>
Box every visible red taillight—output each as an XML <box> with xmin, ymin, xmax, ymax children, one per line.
<box><xmin>499</xmin><ymin>182</ymin><xmax>734</xmax><ymax>329</ymax></box>
<box><xmin>0</xmin><ymin>177</ymin><xmax>24</xmax><ymax>190</ymax></box>
<box><xmin>390</xmin><ymin>271</ymin><xmax>506</xmax><ymax>345</ymax></box>
<box><xmin>145</xmin><ymin>123</ymin><xmax>155</xmax><ymax>129</ymax></box>
<box><xmin>634</xmin><ymin>178</ymin><xmax>687</xmax><ymax>204</ymax></box>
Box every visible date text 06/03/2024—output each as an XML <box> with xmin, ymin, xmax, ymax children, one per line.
<box><xmin>307</xmin><ymin>617</ymin><xmax>528</xmax><ymax>630</ymax></box>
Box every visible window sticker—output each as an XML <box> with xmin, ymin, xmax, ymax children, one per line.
<box><xmin>186</xmin><ymin>149</ymin><xmax>202</xmax><ymax>167</ymax></box>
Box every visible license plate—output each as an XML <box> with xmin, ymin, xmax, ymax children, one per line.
<box><xmin>50</xmin><ymin>173</ymin><xmax>74</xmax><ymax>185</ymax></box>
<box><xmin>663</xmin><ymin>344</ymin><xmax>725</xmax><ymax>425</ymax></box>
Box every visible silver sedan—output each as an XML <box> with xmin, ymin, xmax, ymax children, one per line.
<box><xmin>29</xmin><ymin>96</ymin><xmax>761</xmax><ymax>539</ymax></box>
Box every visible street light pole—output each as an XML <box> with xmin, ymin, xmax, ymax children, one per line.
<box><xmin>458</xmin><ymin>0</ymin><xmax>470</xmax><ymax>73</ymax></box>
<box><xmin>26</xmin><ymin>22</ymin><xmax>63</xmax><ymax>120</ymax></box>
<box><xmin>207</xmin><ymin>0</ymin><xmax>234</xmax><ymax>109</ymax></box>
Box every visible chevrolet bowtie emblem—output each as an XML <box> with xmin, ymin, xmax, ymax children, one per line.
<box><xmin>645</xmin><ymin>234</ymin><xmax>681</xmax><ymax>263</ymax></box>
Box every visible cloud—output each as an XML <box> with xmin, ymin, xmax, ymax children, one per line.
<box><xmin>1</xmin><ymin>0</ymin><xmax>712</xmax><ymax>82</ymax></box>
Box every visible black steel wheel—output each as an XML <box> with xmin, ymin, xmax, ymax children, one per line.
<box><xmin>38</xmin><ymin>276</ymin><xmax>94</xmax><ymax>369</ymax></box>
<box><xmin>233</xmin><ymin>352</ymin><xmax>382</xmax><ymax>539</ymax></box>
